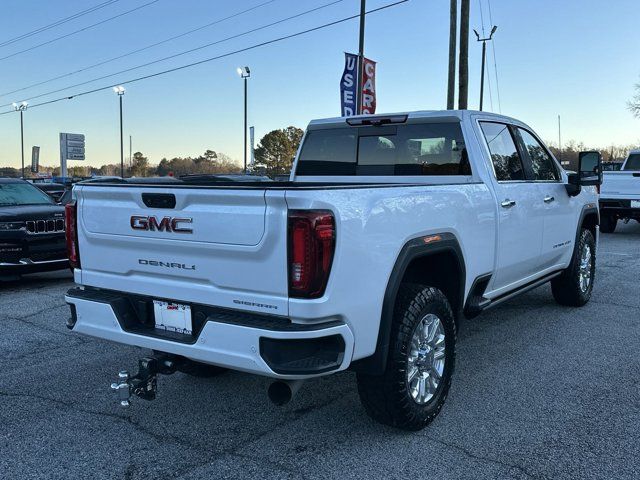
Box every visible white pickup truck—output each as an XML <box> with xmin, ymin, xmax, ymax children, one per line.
<box><xmin>65</xmin><ymin>111</ymin><xmax>601</xmax><ymax>430</ymax></box>
<box><xmin>599</xmin><ymin>150</ymin><xmax>640</xmax><ymax>232</ymax></box>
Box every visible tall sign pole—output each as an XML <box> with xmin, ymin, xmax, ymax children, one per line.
<box><xmin>356</xmin><ymin>0</ymin><xmax>366</xmax><ymax>115</ymax></box>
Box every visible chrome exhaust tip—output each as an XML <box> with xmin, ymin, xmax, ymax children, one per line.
<box><xmin>267</xmin><ymin>380</ymin><xmax>304</xmax><ymax>406</ymax></box>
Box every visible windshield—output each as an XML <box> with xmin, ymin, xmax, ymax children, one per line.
<box><xmin>623</xmin><ymin>154</ymin><xmax>640</xmax><ymax>171</ymax></box>
<box><xmin>0</xmin><ymin>182</ymin><xmax>55</xmax><ymax>206</ymax></box>
<box><xmin>297</xmin><ymin>122</ymin><xmax>470</xmax><ymax>176</ymax></box>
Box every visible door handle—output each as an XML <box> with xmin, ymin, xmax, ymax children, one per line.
<box><xmin>543</xmin><ymin>196</ymin><xmax>555</xmax><ymax>203</ymax></box>
<box><xmin>501</xmin><ymin>199</ymin><xmax>516</xmax><ymax>208</ymax></box>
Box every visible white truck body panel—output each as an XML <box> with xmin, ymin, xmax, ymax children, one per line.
<box><xmin>66</xmin><ymin>110</ymin><xmax>598</xmax><ymax>379</ymax></box>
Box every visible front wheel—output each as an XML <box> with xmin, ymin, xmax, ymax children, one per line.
<box><xmin>551</xmin><ymin>228</ymin><xmax>596</xmax><ymax>306</ymax></box>
<box><xmin>356</xmin><ymin>285</ymin><xmax>456</xmax><ymax>431</ymax></box>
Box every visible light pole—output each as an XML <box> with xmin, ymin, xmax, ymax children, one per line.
<box><xmin>237</xmin><ymin>67</ymin><xmax>250</xmax><ymax>174</ymax></box>
<box><xmin>113</xmin><ymin>85</ymin><xmax>125</xmax><ymax>178</ymax></box>
<box><xmin>473</xmin><ymin>25</ymin><xmax>497</xmax><ymax>111</ymax></box>
<box><xmin>13</xmin><ymin>102</ymin><xmax>28</xmax><ymax>179</ymax></box>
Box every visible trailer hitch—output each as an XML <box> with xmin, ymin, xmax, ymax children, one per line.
<box><xmin>110</xmin><ymin>355</ymin><xmax>179</xmax><ymax>407</ymax></box>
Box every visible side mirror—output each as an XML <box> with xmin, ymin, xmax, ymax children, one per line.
<box><xmin>566</xmin><ymin>151</ymin><xmax>602</xmax><ymax>196</ymax></box>
<box><xmin>577</xmin><ymin>150</ymin><xmax>602</xmax><ymax>186</ymax></box>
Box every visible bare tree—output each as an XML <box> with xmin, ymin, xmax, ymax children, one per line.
<box><xmin>629</xmin><ymin>78</ymin><xmax>640</xmax><ymax>118</ymax></box>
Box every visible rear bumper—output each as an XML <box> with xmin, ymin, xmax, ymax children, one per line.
<box><xmin>599</xmin><ymin>199</ymin><xmax>640</xmax><ymax>218</ymax></box>
<box><xmin>65</xmin><ymin>287</ymin><xmax>354</xmax><ymax>379</ymax></box>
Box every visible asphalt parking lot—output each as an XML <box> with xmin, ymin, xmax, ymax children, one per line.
<box><xmin>1</xmin><ymin>223</ymin><xmax>639</xmax><ymax>480</ymax></box>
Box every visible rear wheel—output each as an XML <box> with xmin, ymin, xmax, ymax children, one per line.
<box><xmin>356</xmin><ymin>285</ymin><xmax>456</xmax><ymax>431</ymax></box>
<box><xmin>599</xmin><ymin>214</ymin><xmax>617</xmax><ymax>233</ymax></box>
<box><xmin>551</xmin><ymin>228</ymin><xmax>596</xmax><ymax>306</ymax></box>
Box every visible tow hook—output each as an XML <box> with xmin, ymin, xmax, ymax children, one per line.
<box><xmin>110</xmin><ymin>355</ymin><xmax>179</xmax><ymax>407</ymax></box>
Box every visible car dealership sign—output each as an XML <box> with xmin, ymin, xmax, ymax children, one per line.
<box><xmin>340</xmin><ymin>53</ymin><xmax>377</xmax><ymax>116</ymax></box>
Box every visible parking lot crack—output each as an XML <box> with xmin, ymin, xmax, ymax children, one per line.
<box><xmin>423</xmin><ymin>435</ymin><xmax>545</xmax><ymax>480</ymax></box>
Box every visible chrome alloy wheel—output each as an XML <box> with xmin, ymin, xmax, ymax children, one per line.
<box><xmin>578</xmin><ymin>243</ymin><xmax>593</xmax><ymax>293</ymax></box>
<box><xmin>407</xmin><ymin>313</ymin><xmax>446</xmax><ymax>405</ymax></box>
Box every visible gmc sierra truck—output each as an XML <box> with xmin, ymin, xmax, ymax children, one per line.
<box><xmin>65</xmin><ymin>111</ymin><xmax>601</xmax><ymax>430</ymax></box>
<box><xmin>599</xmin><ymin>150</ymin><xmax>640</xmax><ymax>232</ymax></box>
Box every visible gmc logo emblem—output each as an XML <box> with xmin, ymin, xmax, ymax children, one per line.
<box><xmin>130</xmin><ymin>215</ymin><xmax>193</xmax><ymax>234</ymax></box>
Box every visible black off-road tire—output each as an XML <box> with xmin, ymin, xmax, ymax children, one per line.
<box><xmin>599</xmin><ymin>214</ymin><xmax>617</xmax><ymax>234</ymax></box>
<box><xmin>356</xmin><ymin>285</ymin><xmax>456</xmax><ymax>431</ymax></box>
<box><xmin>551</xmin><ymin>228</ymin><xmax>596</xmax><ymax>307</ymax></box>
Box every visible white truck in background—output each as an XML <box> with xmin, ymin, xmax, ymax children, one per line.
<box><xmin>64</xmin><ymin>110</ymin><xmax>601</xmax><ymax>430</ymax></box>
<box><xmin>599</xmin><ymin>150</ymin><xmax>640</xmax><ymax>232</ymax></box>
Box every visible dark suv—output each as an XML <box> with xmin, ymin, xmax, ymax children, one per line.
<box><xmin>0</xmin><ymin>178</ymin><xmax>68</xmax><ymax>278</ymax></box>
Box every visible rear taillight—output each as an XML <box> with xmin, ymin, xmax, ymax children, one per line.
<box><xmin>65</xmin><ymin>201</ymin><xmax>80</xmax><ymax>269</ymax></box>
<box><xmin>288</xmin><ymin>210</ymin><xmax>335</xmax><ymax>299</ymax></box>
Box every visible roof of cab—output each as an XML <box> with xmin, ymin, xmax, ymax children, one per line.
<box><xmin>307</xmin><ymin>109</ymin><xmax>523</xmax><ymax>128</ymax></box>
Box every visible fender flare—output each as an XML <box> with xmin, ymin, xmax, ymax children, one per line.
<box><xmin>576</xmin><ymin>203</ymin><xmax>599</xmax><ymax>245</ymax></box>
<box><xmin>351</xmin><ymin>232</ymin><xmax>465</xmax><ymax>375</ymax></box>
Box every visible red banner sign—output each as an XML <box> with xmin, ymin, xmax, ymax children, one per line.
<box><xmin>361</xmin><ymin>57</ymin><xmax>376</xmax><ymax>115</ymax></box>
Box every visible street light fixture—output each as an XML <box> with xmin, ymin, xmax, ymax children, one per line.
<box><xmin>237</xmin><ymin>66</ymin><xmax>250</xmax><ymax>174</ymax></box>
<box><xmin>113</xmin><ymin>86</ymin><xmax>125</xmax><ymax>178</ymax></box>
<box><xmin>13</xmin><ymin>101</ymin><xmax>28</xmax><ymax>179</ymax></box>
<box><xmin>473</xmin><ymin>26</ymin><xmax>497</xmax><ymax>111</ymax></box>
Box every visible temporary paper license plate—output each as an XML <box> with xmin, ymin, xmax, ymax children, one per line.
<box><xmin>153</xmin><ymin>300</ymin><xmax>192</xmax><ymax>335</ymax></box>
<box><xmin>631</xmin><ymin>200</ymin><xmax>640</xmax><ymax>208</ymax></box>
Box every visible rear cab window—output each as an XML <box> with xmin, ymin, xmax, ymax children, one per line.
<box><xmin>296</xmin><ymin>121</ymin><xmax>470</xmax><ymax>176</ymax></box>
<box><xmin>623</xmin><ymin>154</ymin><xmax>640</xmax><ymax>170</ymax></box>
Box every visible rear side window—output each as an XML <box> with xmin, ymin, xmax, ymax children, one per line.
<box><xmin>517</xmin><ymin>128</ymin><xmax>560</xmax><ymax>181</ymax></box>
<box><xmin>480</xmin><ymin>122</ymin><xmax>525</xmax><ymax>181</ymax></box>
<box><xmin>624</xmin><ymin>154</ymin><xmax>640</xmax><ymax>170</ymax></box>
<box><xmin>296</xmin><ymin>122</ymin><xmax>470</xmax><ymax>176</ymax></box>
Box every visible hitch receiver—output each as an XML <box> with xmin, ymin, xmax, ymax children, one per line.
<box><xmin>111</xmin><ymin>355</ymin><xmax>178</xmax><ymax>407</ymax></box>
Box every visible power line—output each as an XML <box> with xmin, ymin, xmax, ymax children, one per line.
<box><xmin>0</xmin><ymin>0</ymin><xmax>409</xmax><ymax>116</ymax></box>
<box><xmin>487</xmin><ymin>0</ymin><xmax>502</xmax><ymax>112</ymax></box>
<box><xmin>1</xmin><ymin>0</ymin><xmax>348</xmax><ymax>108</ymax></box>
<box><xmin>0</xmin><ymin>0</ymin><xmax>122</xmax><ymax>49</ymax></box>
<box><xmin>0</xmin><ymin>0</ymin><xmax>163</xmax><ymax>63</ymax></box>
<box><xmin>0</xmin><ymin>0</ymin><xmax>279</xmax><ymax>99</ymax></box>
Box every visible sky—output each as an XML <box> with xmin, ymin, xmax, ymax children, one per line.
<box><xmin>0</xmin><ymin>0</ymin><xmax>638</xmax><ymax>170</ymax></box>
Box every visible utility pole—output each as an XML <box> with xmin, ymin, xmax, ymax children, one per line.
<box><xmin>129</xmin><ymin>135</ymin><xmax>132</xmax><ymax>171</ymax></box>
<box><xmin>113</xmin><ymin>86</ymin><xmax>125</xmax><ymax>178</ymax></box>
<box><xmin>13</xmin><ymin>102</ymin><xmax>28</xmax><ymax>178</ymax></box>
<box><xmin>447</xmin><ymin>0</ymin><xmax>457</xmax><ymax>110</ymax></box>
<box><xmin>356</xmin><ymin>0</ymin><xmax>366</xmax><ymax>115</ymax></box>
<box><xmin>558</xmin><ymin>115</ymin><xmax>562</xmax><ymax>163</ymax></box>
<box><xmin>474</xmin><ymin>25</ymin><xmax>497</xmax><ymax>111</ymax></box>
<box><xmin>237</xmin><ymin>67</ymin><xmax>251</xmax><ymax>173</ymax></box>
<box><xmin>458</xmin><ymin>0</ymin><xmax>469</xmax><ymax>109</ymax></box>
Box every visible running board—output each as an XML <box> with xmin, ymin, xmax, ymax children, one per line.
<box><xmin>482</xmin><ymin>271</ymin><xmax>563</xmax><ymax>311</ymax></box>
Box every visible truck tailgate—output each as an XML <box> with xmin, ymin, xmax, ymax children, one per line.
<box><xmin>75</xmin><ymin>185</ymin><xmax>289</xmax><ymax>315</ymax></box>
<box><xmin>601</xmin><ymin>171</ymin><xmax>640</xmax><ymax>199</ymax></box>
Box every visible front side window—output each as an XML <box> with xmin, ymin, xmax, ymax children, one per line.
<box><xmin>296</xmin><ymin>122</ymin><xmax>469</xmax><ymax>176</ymax></box>
<box><xmin>480</xmin><ymin>122</ymin><xmax>525</xmax><ymax>181</ymax></box>
<box><xmin>0</xmin><ymin>182</ymin><xmax>54</xmax><ymax>206</ymax></box>
<box><xmin>517</xmin><ymin>128</ymin><xmax>560</xmax><ymax>181</ymax></box>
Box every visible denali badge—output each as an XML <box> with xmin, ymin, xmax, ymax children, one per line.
<box><xmin>138</xmin><ymin>259</ymin><xmax>196</xmax><ymax>270</ymax></box>
<box><xmin>130</xmin><ymin>215</ymin><xmax>193</xmax><ymax>233</ymax></box>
